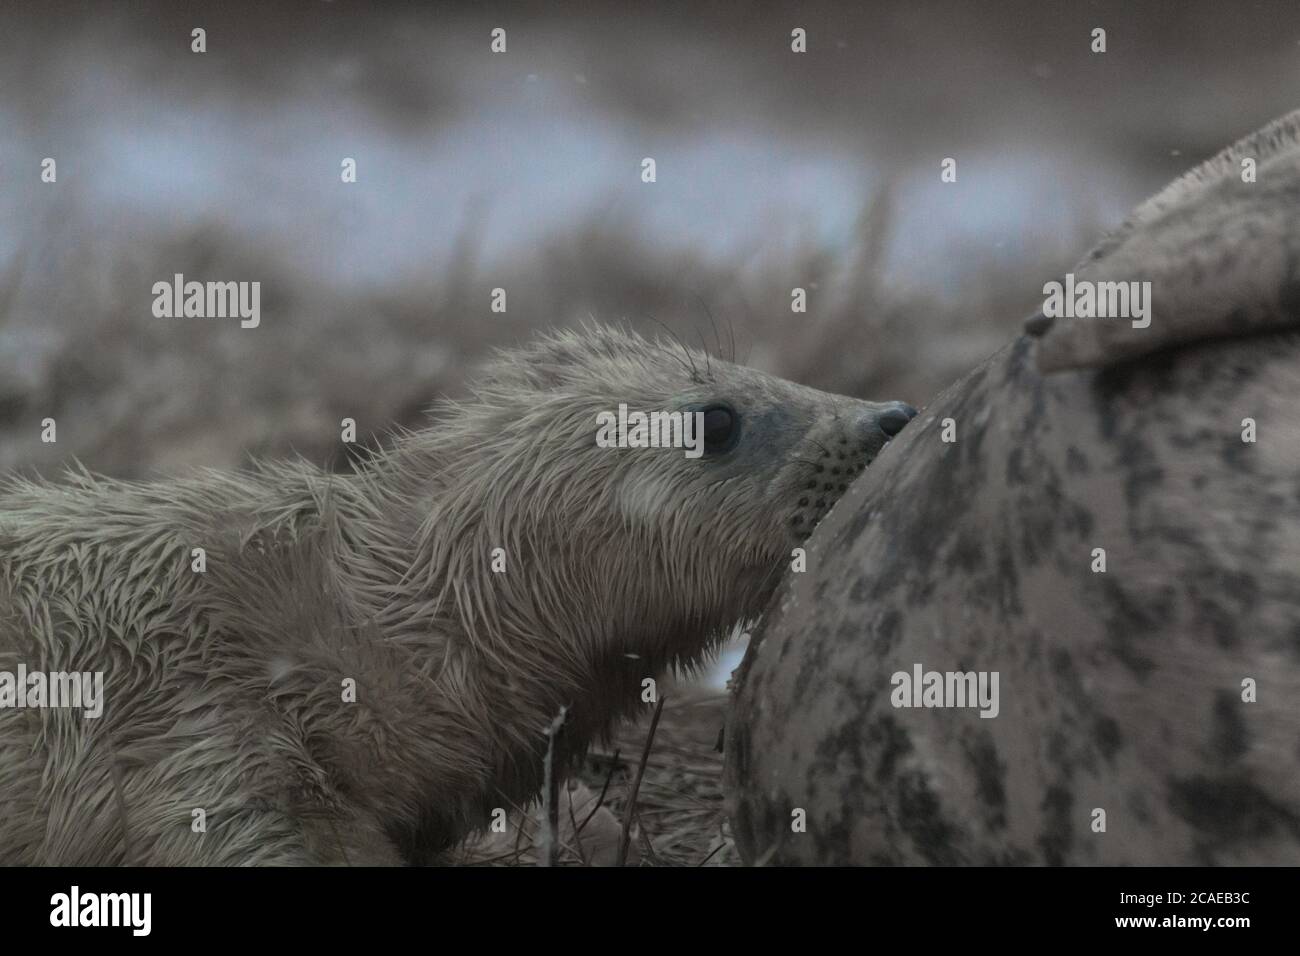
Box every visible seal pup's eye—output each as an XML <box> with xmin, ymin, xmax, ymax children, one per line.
<box><xmin>700</xmin><ymin>403</ymin><xmax>740</xmax><ymax>454</ymax></box>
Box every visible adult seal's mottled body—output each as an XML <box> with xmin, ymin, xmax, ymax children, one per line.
<box><xmin>725</xmin><ymin>111</ymin><xmax>1300</xmax><ymax>865</ymax></box>
<box><xmin>0</xmin><ymin>324</ymin><xmax>913</xmax><ymax>864</ymax></box>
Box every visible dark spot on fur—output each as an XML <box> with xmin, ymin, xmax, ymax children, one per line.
<box><xmin>1117</xmin><ymin>431</ymin><xmax>1165</xmax><ymax>509</ymax></box>
<box><xmin>1280</xmin><ymin>277</ymin><xmax>1300</xmax><ymax>319</ymax></box>
<box><xmin>1126</xmin><ymin>788</ymin><xmax>1154</xmax><ymax>825</ymax></box>
<box><xmin>1168</xmin><ymin>425</ymin><xmax>1214</xmax><ymax>450</ymax></box>
<box><xmin>963</xmin><ymin>730</ymin><xmax>1007</xmax><ymax>830</ymax></box>
<box><xmin>1212</xmin><ymin>691</ymin><xmax>1249</xmax><ymax>761</ymax></box>
<box><xmin>1094</xmin><ymin>716</ymin><xmax>1122</xmax><ymax>763</ymax></box>
<box><xmin>994</xmin><ymin>539</ymin><xmax>1024</xmax><ymax>615</ymax></box>
<box><xmin>848</xmin><ymin>577</ymin><xmax>872</xmax><ymax>604</ymax></box>
<box><xmin>1094</xmin><ymin>577</ymin><xmax>1162</xmax><ymax>681</ymax></box>
<box><xmin>791</xmin><ymin>627</ymin><xmax>833</xmax><ymax>706</ymax></box>
<box><xmin>809</xmin><ymin>804</ymin><xmax>860</xmax><ymax>864</ymax></box>
<box><xmin>872</xmin><ymin>714</ymin><xmax>913</xmax><ymax>782</ymax></box>
<box><xmin>1006</xmin><ymin>446</ymin><xmax>1027</xmax><ymax>485</ymax></box>
<box><xmin>1002</xmin><ymin>336</ymin><xmax>1034</xmax><ymax>385</ymax></box>
<box><xmin>1220</xmin><ymin>435</ymin><xmax>1255</xmax><ymax>472</ymax></box>
<box><xmin>1048</xmin><ymin>648</ymin><xmax>1087</xmax><ymax>710</ymax></box>
<box><xmin>1065</xmin><ymin>446</ymin><xmax>1090</xmax><ymax>474</ymax></box>
<box><xmin>1167</xmin><ymin>776</ymin><xmax>1300</xmax><ymax>850</ymax></box>
<box><xmin>1063</xmin><ymin>503</ymin><xmax>1095</xmax><ymax>538</ymax></box>
<box><xmin>873</xmin><ymin>608</ymin><xmax>901</xmax><ymax>654</ymax></box>
<box><xmin>811</xmin><ymin>700</ymin><xmax>870</xmax><ymax>774</ymax></box>
<box><xmin>1045</xmin><ymin>728</ymin><xmax>1077</xmax><ymax>779</ymax></box>
<box><xmin>1011</xmin><ymin>447</ymin><xmax>1065</xmax><ymax>564</ymax></box>
<box><xmin>896</xmin><ymin>770</ymin><xmax>964</xmax><ymax>864</ymax></box>
<box><xmin>945</xmin><ymin>530</ymin><xmax>987</xmax><ymax>575</ymax></box>
<box><xmin>1192</xmin><ymin>569</ymin><xmax>1257</xmax><ymax>650</ymax></box>
<box><xmin>1037</xmin><ymin>784</ymin><xmax>1074</xmax><ymax>865</ymax></box>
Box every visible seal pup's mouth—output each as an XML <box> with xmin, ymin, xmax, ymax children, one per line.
<box><xmin>789</xmin><ymin>401</ymin><xmax>918</xmax><ymax>537</ymax></box>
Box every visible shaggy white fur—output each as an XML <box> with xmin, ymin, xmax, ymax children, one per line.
<box><xmin>0</xmin><ymin>323</ymin><xmax>910</xmax><ymax>864</ymax></box>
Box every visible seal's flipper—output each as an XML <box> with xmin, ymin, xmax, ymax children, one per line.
<box><xmin>1030</xmin><ymin>109</ymin><xmax>1300</xmax><ymax>373</ymax></box>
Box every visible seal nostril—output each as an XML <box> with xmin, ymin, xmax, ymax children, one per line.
<box><xmin>877</xmin><ymin>404</ymin><xmax>917</xmax><ymax>438</ymax></box>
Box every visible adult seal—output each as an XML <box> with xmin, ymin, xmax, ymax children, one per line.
<box><xmin>725</xmin><ymin>110</ymin><xmax>1300</xmax><ymax>866</ymax></box>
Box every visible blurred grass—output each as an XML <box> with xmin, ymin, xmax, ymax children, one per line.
<box><xmin>6</xmin><ymin>0</ymin><xmax>1296</xmax><ymax>476</ymax></box>
<box><xmin>0</xmin><ymin>185</ymin><xmax>1066</xmax><ymax>478</ymax></box>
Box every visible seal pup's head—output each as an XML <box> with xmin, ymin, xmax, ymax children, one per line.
<box><xmin>372</xmin><ymin>323</ymin><xmax>914</xmax><ymax>744</ymax></box>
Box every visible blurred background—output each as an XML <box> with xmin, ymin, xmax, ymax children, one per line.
<box><xmin>3</xmin><ymin>0</ymin><xmax>1298</xmax><ymax>478</ymax></box>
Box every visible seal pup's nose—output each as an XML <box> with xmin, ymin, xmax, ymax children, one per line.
<box><xmin>876</xmin><ymin>402</ymin><xmax>918</xmax><ymax>438</ymax></box>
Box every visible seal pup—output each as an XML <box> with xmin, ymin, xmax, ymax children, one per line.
<box><xmin>0</xmin><ymin>322</ymin><xmax>915</xmax><ymax>864</ymax></box>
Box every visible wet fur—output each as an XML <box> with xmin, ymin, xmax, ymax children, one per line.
<box><xmin>0</xmin><ymin>323</ymin><xmax>903</xmax><ymax>864</ymax></box>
